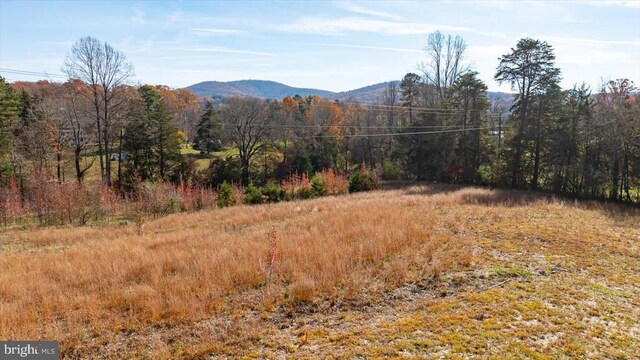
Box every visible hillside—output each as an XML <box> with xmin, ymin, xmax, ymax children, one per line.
<box><xmin>186</xmin><ymin>80</ymin><xmax>335</xmax><ymax>100</ymax></box>
<box><xmin>487</xmin><ymin>91</ymin><xmax>515</xmax><ymax>111</ymax></box>
<box><xmin>186</xmin><ymin>79</ymin><xmax>402</xmax><ymax>103</ymax></box>
<box><xmin>333</xmin><ymin>81</ymin><xmax>400</xmax><ymax>103</ymax></box>
<box><xmin>186</xmin><ymin>79</ymin><xmax>513</xmax><ymax>107</ymax></box>
<box><xmin>2</xmin><ymin>185</ymin><xmax>638</xmax><ymax>358</ymax></box>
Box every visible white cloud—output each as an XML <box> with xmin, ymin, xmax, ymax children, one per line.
<box><xmin>577</xmin><ymin>0</ymin><xmax>640</xmax><ymax>8</ymax></box>
<box><xmin>131</xmin><ymin>7</ymin><xmax>147</xmax><ymax>25</ymax></box>
<box><xmin>538</xmin><ymin>35</ymin><xmax>640</xmax><ymax>47</ymax></box>
<box><xmin>277</xmin><ymin>16</ymin><xmax>476</xmax><ymax>36</ymax></box>
<box><xmin>335</xmin><ymin>1</ymin><xmax>403</xmax><ymax>21</ymax></box>
<box><xmin>183</xmin><ymin>47</ymin><xmax>277</xmax><ymax>57</ymax></box>
<box><xmin>190</xmin><ymin>28</ymin><xmax>244</xmax><ymax>35</ymax></box>
<box><xmin>558</xmin><ymin>51</ymin><xmax>635</xmax><ymax>65</ymax></box>
<box><xmin>167</xmin><ymin>11</ymin><xmax>182</xmax><ymax>24</ymax></box>
<box><xmin>41</xmin><ymin>41</ymin><xmax>74</xmax><ymax>47</ymax></box>
<box><xmin>467</xmin><ymin>45</ymin><xmax>511</xmax><ymax>60</ymax></box>
<box><xmin>314</xmin><ymin>43</ymin><xmax>423</xmax><ymax>53</ymax></box>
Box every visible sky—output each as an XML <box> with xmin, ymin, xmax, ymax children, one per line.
<box><xmin>0</xmin><ymin>0</ymin><xmax>639</xmax><ymax>93</ymax></box>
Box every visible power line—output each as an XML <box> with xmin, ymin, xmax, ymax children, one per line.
<box><xmin>310</xmin><ymin>107</ymin><xmax>499</xmax><ymax>117</ymax></box>
<box><xmin>338</xmin><ymin>100</ymin><xmax>495</xmax><ymax>113</ymax></box>
<box><xmin>297</xmin><ymin>126</ymin><xmax>491</xmax><ymax>139</ymax></box>
<box><xmin>0</xmin><ymin>67</ymin><xmax>67</xmax><ymax>79</ymax></box>
<box><xmin>266</xmin><ymin>124</ymin><xmax>481</xmax><ymax>129</ymax></box>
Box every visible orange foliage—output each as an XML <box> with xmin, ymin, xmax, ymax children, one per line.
<box><xmin>309</xmin><ymin>97</ymin><xmax>345</xmax><ymax>137</ymax></box>
<box><xmin>282</xmin><ymin>173</ymin><xmax>311</xmax><ymax>198</ymax></box>
<box><xmin>319</xmin><ymin>168</ymin><xmax>349</xmax><ymax>195</ymax></box>
<box><xmin>281</xmin><ymin>96</ymin><xmax>299</xmax><ymax>116</ymax></box>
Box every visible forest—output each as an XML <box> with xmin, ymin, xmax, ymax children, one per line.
<box><xmin>0</xmin><ymin>32</ymin><xmax>638</xmax><ymax>226</ymax></box>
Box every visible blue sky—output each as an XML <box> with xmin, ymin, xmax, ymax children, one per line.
<box><xmin>1</xmin><ymin>0</ymin><xmax>638</xmax><ymax>92</ymax></box>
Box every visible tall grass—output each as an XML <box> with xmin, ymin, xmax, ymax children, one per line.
<box><xmin>2</xmin><ymin>184</ymin><xmax>638</xmax><ymax>358</ymax></box>
<box><xmin>0</xmin><ymin>187</ymin><xmax>479</xmax><ymax>350</ymax></box>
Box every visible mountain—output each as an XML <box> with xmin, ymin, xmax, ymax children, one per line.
<box><xmin>186</xmin><ymin>79</ymin><xmax>403</xmax><ymax>104</ymax></box>
<box><xmin>333</xmin><ymin>81</ymin><xmax>400</xmax><ymax>103</ymax></box>
<box><xmin>487</xmin><ymin>91</ymin><xmax>515</xmax><ymax>112</ymax></box>
<box><xmin>187</xmin><ymin>80</ymin><xmax>334</xmax><ymax>100</ymax></box>
<box><xmin>185</xmin><ymin>79</ymin><xmax>513</xmax><ymax>107</ymax></box>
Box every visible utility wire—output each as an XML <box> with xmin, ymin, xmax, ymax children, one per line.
<box><xmin>266</xmin><ymin>124</ymin><xmax>482</xmax><ymax>129</ymax></box>
<box><xmin>296</xmin><ymin>126</ymin><xmax>491</xmax><ymax>139</ymax></box>
<box><xmin>338</xmin><ymin>100</ymin><xmax>495</xmax><ymax>113</ymax></box>
<box><xmin>0</xmin><ymin>67</ymin><xmax>68</xmax><ymax>79</ymax></box>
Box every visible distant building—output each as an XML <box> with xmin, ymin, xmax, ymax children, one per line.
<box><xmin>111</xmin><ymin>153</ymin><xmax>126</xmax><ymax>161</ymax></box>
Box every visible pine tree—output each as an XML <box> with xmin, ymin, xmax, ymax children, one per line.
<box><xmin>123</xmin><ymin>85</ymin><xmax>182</xmax><ymax>182</ymax></box>
<box><xmin>399</xmin><ymin>73</ymin><xmax>422</xmax><ymax>126</ymax></box>
<box><xmin>194</xmin><ymin>101</ymin><xmax>222</xmax><ymax>153</ymax></box>
<box><xmin>0</xmin><ymin>77</ymin><xmax>20</xmax><ymax>160</ymax></box>
<box><xmin>495</xmin><ymin>38</ymin><xmax>561</xmax><ymax>188</ymax></box>
<box><xmin>445</xmin><ymin>71</ymin><xmax>490</xmax><ymax>183</ymax></box>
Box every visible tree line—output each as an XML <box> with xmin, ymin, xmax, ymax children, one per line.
<box><xmin>0</xmin><ymin>33</ymin><xmax>638</xmax><ymax>209</ymax></box>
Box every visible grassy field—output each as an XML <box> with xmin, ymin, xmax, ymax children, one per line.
<box><xmin>1</xmin><ymin>185</ymin><xmax>639</xmax><ymax>358</ymax></box>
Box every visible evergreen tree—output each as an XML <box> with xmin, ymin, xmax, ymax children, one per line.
<box><xmin>399</xmin><ymin>73</ymin><xmax>422</xmax><ymax>126</ymax></box>
<box><xmin>123</xmin><ymin>85</ymin><xmax>182</xmax><ymax>182</ymax></box>
<box><xmin>122</xmin><ymin>103</ymin><xmax>155</xmax><ymax>181</ymax></box>
<box><xmin>549</xmin><ymin>84</ymin><xmax>591</xmax><ymax>194</ymax></box>
<box><xmin>194</xmin><ymin>101</ymin><xmax>222</xmax><ymax>153</ymax></box>
<box><xmin>445</xmin><ymin>71</ymin><xmax>491</xmax><ymax>183</ymax></box>
<box><xmin>0</xmin><ymin>77</ymin><xmax>19</xmax><ymax>160</ymax></box>
<box><xmin>495</xmin><ymin>38</ymin><xmax>561</xmax><ymax>188</ymax></box>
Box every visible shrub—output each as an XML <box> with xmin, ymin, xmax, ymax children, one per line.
<box><xmin>208</xmin><ymin>156</ymin><xmax>242</xmax><ymax>186</ymax></box>
<box><xmin>288</xmin><ymin>278</ymin><xmax>316</xmax><ymax>304</ymax></box>
<box><xmin>232</xmin><ymin>183</ymin><xmax>244</xmax><ymax>205</ymax></box>
<box><xmin>96</xmin><ymin>183</ymin><xmax>124</xmax><ymax>218</ymax></box>
<box><xmin>142</xmin><ymin>182</ymin><xmax>182</xmax><ymax>217</ymax></box>
<box><xmin>176</xmin><ymin>177</ymin><xmax>196</xmax><ymax>211</ymax></box>
<box><xmin>217</xmin><ymin>181</ymin><xmax>235</xmax><ymax>208</ymax></box>
<box><xmin>169</xmin><ymin>156</ymin><xmax>199</xmax><ymax>185</ymax></box>
<box><xmin>319</xmin><ymin>168</ymin><xmax>348</xmax><ymax>195</ymax></box>
<box><xmin>243</xmin><ymin>183</ymin><xmax>265</xmax><ymax>205</ymax></box>
<box><xmin>26</xmin><ymin>171</ymin><xmax>58</xmax><ymax>225</ymax></box>
<box><xmin>261</xmin><ymin>182</ymin><xmax>285</xmax><ymax>203</ymax></box>
<box><xmin>282</xmin><ymin>173</ymin><xmax>312</xmax><ymax>200</ymax></box>
<box><xmin>297</xmin><ymin>186</ymin><xmax>314</xmax><ymax>199</ymax></box>
<box><xmin>195</xmin><ymin>187</ymin><xmax>218</xmax><ymax>209</ymax></box>
<box><xmin>349</xmin><ymin>164</ymin><xmax>379</xmax><ymax>193</ymax></box>
<box><xmin>381</xmin><ymin>160</ymin><xmax>405</xmax><ymax>180</ymax></box>
<box><xmin>0</xmin><ymin>177</ymin><xmax>25</xmax><ymax>225</ymax></box>
<box><xmin>311</xmin><ymin>173</ymin><xmax>328</xmax><ymax>197</ymax></box>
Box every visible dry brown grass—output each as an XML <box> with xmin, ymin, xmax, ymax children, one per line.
<box><xmin>1</xmin><ymin>185</ymin><xmax>638</xmax><ymax>358</ymax></box>
<box><xmin>0</xmin><ymin>187</ymin><xmax>465</xmax><ymax>348</ymax></box>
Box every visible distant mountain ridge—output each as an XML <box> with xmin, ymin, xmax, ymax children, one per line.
<box><xmin>334</xmin><ymin>81</ymin><xmax>401</xmax><ymax>103</ymax></box>
<box><xmin>185</xmin><ymin>79</ymin><xmax>513</xmax><ymax>106</ymax></box>
<box><xmin>186</xmin><ymin>79</ymin><xmax>402</xmax><ymax>104</ymax></box>
<box><xmin>187</xmin><ymin>80</ymin><xmax>335</xmax><ymax>100</ymax></box>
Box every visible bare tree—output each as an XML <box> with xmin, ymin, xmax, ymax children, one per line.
<box><xmin>421</xmin><ymin>31</ymin><xmax>468</xmax><ymax>103</ymax></box>
<box><xmin>16</xmin><ymin>93</ymin><xmax>53</xmax><ymax>175</ymax></box>
<box><xmin>60</xmin><ymin>80</ymin><xmax>95</xmax><ymax>183</ymax></box>
<box><xmin>221</xmin><ymin>97</ymin><xmax>271</xmax><ymax>185</ymax></box>
<box><xmin>63</xmin><ymin>36</ymin><xmax>134</xmax><ymax>186</ymax></box>
<box><xmin>381</xmin><ymin>81</ymin><xmax>399</xmax><ymax>157</ymax></box>
<box><xmin>276</xmin><ymin>96</ymin><xmax>302</xmax><ymax>167</ymax></box>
